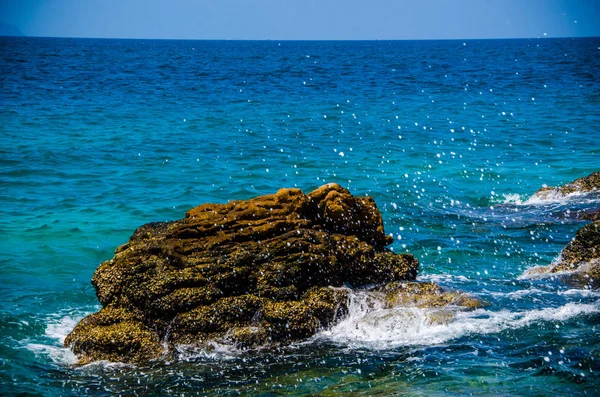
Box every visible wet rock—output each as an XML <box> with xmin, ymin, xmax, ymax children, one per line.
<box><xmin>578</xmin><ymin>209</ymin><xmax>600</xmax><ymax>222</ymax></box>
<box><xmin>66</xmin><ymin>184</ymin><xmax>432</xmax><ymax>364</ymax></box>
<box><xmin>522</xmin><ymin>172</ymin><xmax>600</xmax><ymax>288</ymax></box>
<box><xmin>379</xmin><ymin>281</ymin><xmax>483</xmax><ymax>309</ymax></box>
<box><xmin>64</xmin><ymin>307</ymin><xmax>163</xmax><ymax>364</ymax></box>
<box><xmin>532</xmin><ymin>172</ymin><xmax>600</xmax><ymax>201</ymax></box>
<box><xmin>522</xmin><ymin>221</ymin><xmax>600</xmax><ymax>289</ymax></box>
<box><xmin>556</xmin><ymin>208</ymin><xmax>600</xmax><ymax>222</ymax></box>
<box><xmin>379</xmin><ymin>282</ymin><xmax>483</xmax><ymax>326</ymax></box>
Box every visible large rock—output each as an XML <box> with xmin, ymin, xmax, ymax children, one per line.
<box><xmin>532</xmin><ymin>172</ymin><xmax>600</xmax><ymax>201</ymax></box>
<box><xmin>66</xmin><ymin>184</ymin><xmax>433</xmax><ymax>363</ymax></box>
<box><xmin>522</xmin><ymin>221</ymin><xmax>600</xmax><ymax>289</ymax></box>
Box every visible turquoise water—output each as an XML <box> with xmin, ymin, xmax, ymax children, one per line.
<box><xmin>1</xmin><ymin>37</ymin><xmax>599</xmax><ymax>395</ymax></box>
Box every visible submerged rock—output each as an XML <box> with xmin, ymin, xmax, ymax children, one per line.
<box><xmin>531</xmin><ymin>172</ymin><xmax>600</xmax><ymax>201</ymax></box>
<box><xmin>522</xmin><ymin>221</ymin><xmax>600</xmax><ymax>289</ymax></box>
<box><xmin>578</xmin><ymin>209</ymin><xmax>600</xmax><ymax>222</ymax></box>
<box><xmin>556</xmin><ymin>208</ymin><xmax>600</xmax><ymax>222</ymax></box>
<box><xmin>67</xmin><ymin>183</ymin><xmax>448</xmax><ymax>363</ymax></box>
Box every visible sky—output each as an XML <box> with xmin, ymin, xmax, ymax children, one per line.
<box><xmin>0</xmin><ymin>0</ymin><xmax>599</xmax><ymax>40</ymax></box>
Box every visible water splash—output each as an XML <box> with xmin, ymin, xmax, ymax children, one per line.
<box><xmin>316</xmin><ymin>290</ymin><xmax>600</xmax><ymax>350</ymax></box>
<box><xmin>500</xmin><ymin>190</ymin><xmax>600</xmax><ymax>206</ymax></box>
<box><xmin>24</xmin><ymin>310</ymin><xmax>93</xmax><ymax>365</ymax></box>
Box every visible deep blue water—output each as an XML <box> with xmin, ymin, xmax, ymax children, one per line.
<box><xmin>1</xmin><ymin>36</ymin><xmax>599</xmax><ymax>396</ymax></box>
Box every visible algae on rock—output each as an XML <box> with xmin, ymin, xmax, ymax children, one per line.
<box><xmin>65</xmin><ymin>183</ymin><xmax>476</xmax><ymax>364</ymax></box>
<box><xmin>521</xmin><ymin>172</ymin><xmax>600</xmax><ymax>288</ymax></box>
<box><xmin>522</xmin><ymin>221</ymin><xmax>600</xmax><ymax>289</ymax></box>
<box><xmin>532</xmin><ymin>171</ymin><xmax>600</xmax><ymax>201</ymax></box>
<box><xmin>379</xmin><ymin>282</ymin><xmax>483</xmax><ymax>309</ymax></box>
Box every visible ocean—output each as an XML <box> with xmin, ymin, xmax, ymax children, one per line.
<box><xmin>1</xmin><ymin>36</ymin><xmax>599</xmax><ymax>396</ymax></box>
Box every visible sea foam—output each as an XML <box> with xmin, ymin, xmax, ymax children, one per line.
<box><xmin>24</xmin><ymin>310</ymin><xmax>93</xmax><ymax>365</ymax></box>
<box><xmin>45</xmin><ymin>314</ymin><xmax>83</xmax><ymax>345</ymax></box>
<box><xmin>501</xmin><ymin>190</ymin><xmax>600</xmax><ymax>206</ymax></box>
<box><xmin>316</xmin><ymin>290</ymin><xmax>599</xmax><ymax>350</ymax></box>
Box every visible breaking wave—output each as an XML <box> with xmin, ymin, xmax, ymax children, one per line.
<box><xmin>315</xmin><ymin>290</ymin><xmax>600</xmax><ymax>349</ymax></box>
<box><xmin>24</xmin><ymin>310</ymin><xmax>93</xmax><ymax>365</ymax></box>
<box><xmin>499</xmin><ymin>190</ymin><xmax>600</xmax><ymax>206</ymax></box>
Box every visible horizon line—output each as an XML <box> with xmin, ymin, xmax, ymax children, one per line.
<box><xmin>2</xmin><ymin>34</ymin><xmax>599</xmax><ymax>42</ymax></box>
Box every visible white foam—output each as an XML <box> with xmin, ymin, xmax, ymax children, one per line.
<box><xmin>520</xmin><ymin>258</ymin><xmax>599</xmax><ymax>282</ymax></box>
<box><xmin>501</xmin><ymin>189</ymin><xmax>600</xmax><ymax>206</ymax></box>
<box><xmin>175</xmin><ymin>341</ymin><xmax>240</xmax><ymax>362</ymax></box>
<box><xmin>24</xmin><ymin>309</ymin><xmax>94</xmax><ymax>365</ymax></box>
<box><xmin>76</xmin><ymin>360</ymin><xmax>135</xmax><ymax>371</ymax></box>
<box><xmin>419</xmin><ymin>273</ymin><xmax>471</xmax><ymax>284</ymax></box>
<box><xmin>526</xmin><ymin>190</ymin><xmax>571</xmax><ymax>205</ymax></box>
<box><xmin>558</xmin><ymin>288</ymin><xmax>600</xmax><ymax>297</ymax></box>
<box><xmin>501</xmin><ymin>193</ymin><xmax>525</xmax><ymax>205</ymax></box>
<box><xmin>488</xmin><ymin>287</ymin><xmax>600</xmax><ymax>299</ymax></box>
<box><xmin>26</xmin><ymin>343</ymin><xmax>78</xmax><ymax>365</ymax></box>
<box><xmin>487</xmin><ymin>287</ymin><xmax>548</xmax><ymax>298</ymax></box>
<box><xmin>46</xmin><ymin>314</ymin><xmax>84</xmax><ymax>345</ymax></box>
<box><xmin>315</xmin><ymin>290</ymin><xmax>599</xmax><ymax>349</ymax></box>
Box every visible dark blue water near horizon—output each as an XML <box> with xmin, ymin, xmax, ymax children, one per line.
<box><xmin>1</xmin><ymin>36</ymin><xmax>600</xmax><ymax>396</ymax></box>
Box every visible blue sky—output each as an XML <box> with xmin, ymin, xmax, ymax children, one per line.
<box><xmin>1</xmin><ymin>0</ymin><xmax>599</xmax><ymax>40</ymax></box>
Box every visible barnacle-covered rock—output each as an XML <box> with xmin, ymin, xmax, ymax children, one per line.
<box><xmin>531</xmin><ymin>172</ymin><xmax>600</xmax><ymax>201</ymax></box>
<box><xmin>64</xmin><ymin>307</ymin><xmax>163</xmax><ymax>365</ymax></box>
<box><xmin>379</xmin><ymin>282</ymin><xmax>483</xmax><ymax>309</ymax></box>
<box><xmin>521</xmin><ymin>172</ymin><xmax>600</xmax><ymax>288</ymax></box>
<box><xmin>65</xmin><ymin>184</ymin><xmax>455</xmax><ymax>363</ymax></box>
<box><xmin>577</xmin><ymin>209</ymin><xmax>600</xmax><ymax>222</ymax></box>
<box><xmin>522</xmin><ymin>221</ymin><xmax>600</xmax><ymax>289</ymax></box>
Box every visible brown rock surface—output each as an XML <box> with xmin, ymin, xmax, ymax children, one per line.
<box><xmin>522</xmin><ymin>172</ymin><xmax>600</xmax><ymax>288</ymax></box>
<box><xmin>521</xmin><ymin>221</ymin><xmax>600</xmax><ymax>289</ymax></box>
<box><xmin>379</xmin><ymin>282</ymin><xmax>483</xmax><ymax>309</ymax></box>
<box><xmin>532</xmin><ymin>172</ymin><xmax>600</xmax><ymax>200</ymax></box>
<box><xmin>578</xmin><ymin>209</ymin><xmax>600</xmax><ymax>222</ymax></box>
<box><xmin>66</xmin><ymin>184</ymin><xmax>426</xmax><ymax>363</ymax></box>
<box><xmin>65</xmin><ymin>184</ymin><xmax>479</xmax><ymax>364</ymax></box>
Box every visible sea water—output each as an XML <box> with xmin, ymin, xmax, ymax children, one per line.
<box><xmin>1</xmin><ymin>37</ymin><xmax>599</xmax><ymax>396</ymax></box>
